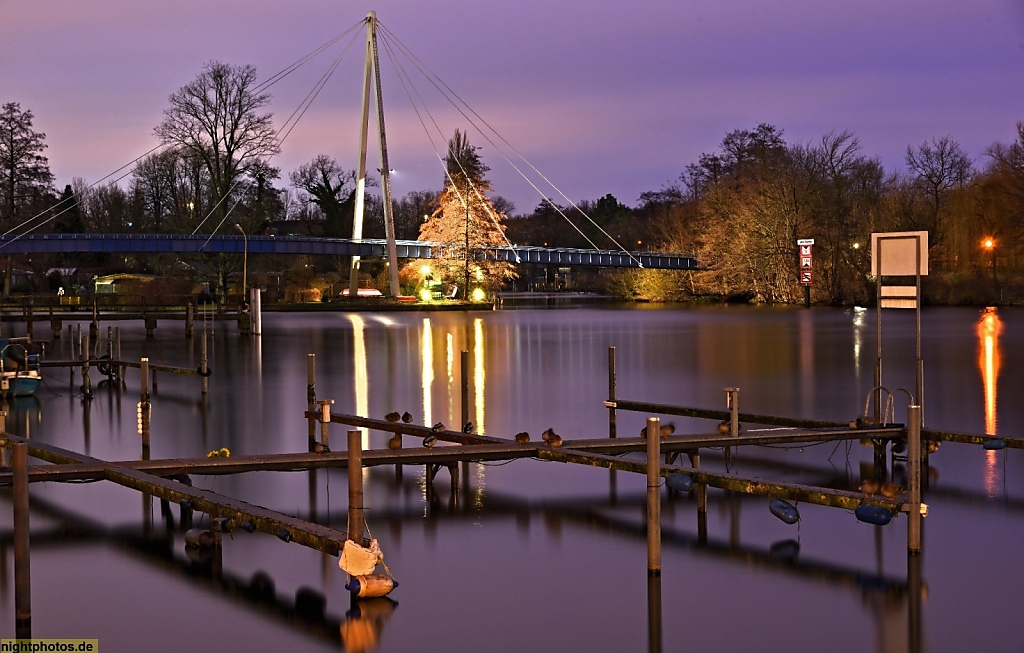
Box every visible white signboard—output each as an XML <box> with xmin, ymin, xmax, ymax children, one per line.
<box><xmin>871</xmin><ymin>231</ymin><xmax>929</xmax><ymax>277</ymax></box>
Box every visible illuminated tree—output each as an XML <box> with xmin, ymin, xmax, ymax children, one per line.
<box><xmin>414</xmin><ymin>130</ymin><xmax>515</xmax><ymax>297</ymax></box>
<box><xmin>155</xmin><ymin>61</ymin><xmax>280</xmax><ymax>231</ymax></box>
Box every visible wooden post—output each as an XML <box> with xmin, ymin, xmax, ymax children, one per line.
<box><xmin>608</xmin><ymin>346</ymin><xmax>617</xmax><ymax>438</ymax></box>
<box><xmin>82</xmin><ymin>331</ymin><xmax>92</xmax><ymax>399</ymax></box>
<box><xmin>186</xmin><ymin>301</ymin><xmax>194</xmax><ymax>338</ymax></box>
<box><xmin>307</xmin><ymin>354</ymin><xmax>316</xmax><ymax>453</ymax></box>
<box><xmin>646</xmin><ymin>416</ymin><xmax>661</xmax><ymax>575</ymax></box>
<box><xmin>107</xmin><ymin>326</ymin><xmax>113</xmax><ymax>361</ymax></box>
<box><xmin>0</xmin><ymin>411</ymin><xmax>7</xmax><ymax>467</ymax></box>
<box><xmin>251</xmin><ymin>288</ymin><xmax>262</xmax><ymax>336</ymax></box>
<box><xmin>116</xmin><ymin>327</ymin><xmax>124</xmax><ymax>385</ymax></box>
<box><xmin>200</xmin><ymin>330</ymin><xmax>209</xmax><ymax>395</ymax></box>
<box><xmin>647</xmin><ymin>574</ymin><xmax>663</xmax><ymax>653</ymax></box>
<box><xmin>318</xmin><ymin>400</ymin><xmax>334</xmax><ymax>452</ymax></box>
<box><xmin>13</xmin><ymin>442</ymin><xmax>31</xmax><ymax>632</ymax></box>
<box><xmin>140</xmin><ymin>358</ymin><xmax>151</xmax><ymax>451</ymax></box>
<box><xmin>908</xmin><ymin>404</ymin><xmax>922</xmax><ymax>554</ymax></box>
<box><xmin>690</xmin><ymin>450</ymin><xmax>707</xmax><ymax>545</ymax></box>
<box><xmin>347</xmin><ymin>430</ymin><xmax>363</xmax><ymax>543</ymax></box>
<box><xmin>25</xmin><ymin>296</ymin><xmax>33</xmax><ymax>340</ymax></box>
<box><xmin>90</xmin><ymin>298</ymin><xmax>98</xmax><ymax>342</ymax></box>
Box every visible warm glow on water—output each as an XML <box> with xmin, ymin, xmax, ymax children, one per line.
<box><xmin>349</xmin><ymin>314</ymin><xmax>369</xmax><ymax>448</ymax></box>
<box><xmin>9</xmin><ymin>305</ymin><xmax>1024</xmax><ymax>652</ymax></box>
<box><xmin>977</xmin><ymin>307</ymin><xmax>1003</xmax><ymax>497</ymax></box>
<box><xmin>977</xmin><ymin>307</ymin><xmax>1001</xmax><ymax>436</ymax></box>
<box><xmin>474</xmin><ymin>317</ymin><xmax>486</xmax><ymax>435</ymax></box>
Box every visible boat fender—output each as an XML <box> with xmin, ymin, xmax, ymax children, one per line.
<box><xmin>184</xmin><ymin>528</ymin><xmax>214</xmax><ymax>549</ymax></box>
<box><xmin>666</xmin><ymin>473</ymin><xmax>693</xmax><ymax>493</ymax></box>
<box><xmin>983</xmin><ymin>439</ymin><xmax>1006</xmax><ymax>451</ymax></box>
<box><xmin>346</xmin><ymin>574</ymin><xmax>398</xmax><ymax>598</ymax></box>
<box><xmin>769</xmin><ymin>499</ymin><xmax>800</xmax><ymax>525</ymax></box>
<box><xmin>855</xmin><ymin>504</ymin><xmax>893</xmax><ymax>526</ymax></box>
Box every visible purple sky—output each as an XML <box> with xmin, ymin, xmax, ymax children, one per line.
<box><xmin>4</xmin><ymin>0</ymin><xmax>1024</xmax><ymax>214</ymax></box>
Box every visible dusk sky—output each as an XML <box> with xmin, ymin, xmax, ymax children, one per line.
<box><xmin>4</xmin><ymin>0</ymin><xmax>1024</xmax><ymax>214</ymax></box>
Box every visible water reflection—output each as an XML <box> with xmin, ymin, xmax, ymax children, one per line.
<box><xmin>473</xmin><ymin>317</ymin><xmax>486</xmax><ymax>434</ymax></box>
<box><xmin>420</xmin><ymin>318</ymin><xmax>433</xmax><ymax>428</ymax></box>
<box><xmin>349</xmin><ymin>314</ymin><xmax>370</xmax><ymax>447</ymax></box>
<box><xmin>976</xmin><ymin>307</ymin><xmax>1001</xmax><ymax>435</ymax></box>
<box><xmin>852</xmin><ymin>306</ymin><xmax>867</xmax><ymax>380</ymax></box>
<box><xmin>977</xmin><ymin>307</ymin><xmax>1002</xmax><ymax>497</ymax></box>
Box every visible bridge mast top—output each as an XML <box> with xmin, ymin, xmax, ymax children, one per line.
<box><xmin>349</xmin><ymin>11</ymin><xmax>400</xmax><ymax>298</ymax></box>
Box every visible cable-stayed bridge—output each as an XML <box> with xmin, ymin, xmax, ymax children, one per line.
<box><xmin>0</xmin><ymin>234</ymin><xmax>695</xmax><ymax>270</ymax></box>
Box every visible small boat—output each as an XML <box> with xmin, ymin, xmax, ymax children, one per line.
<box><xmin>0</xmin><ymin>339</ymin><xmax>42</xmax><ymax>398</ymax></box>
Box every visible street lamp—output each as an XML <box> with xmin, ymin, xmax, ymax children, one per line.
<box><xmin>983</xmin><ymin>237</ymin><xmax>997</xmax><ymax>294</ymax></box>
<box><xmin>234</xmin><ymin>223</ymin><xmax>248</xmax><ymax>308</ymax></box>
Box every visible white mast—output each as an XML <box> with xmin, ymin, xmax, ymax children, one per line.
<box><xmin>349</xmin><ymin>11</ymin><xmax>400</xmax><ymax>298</ymax></box>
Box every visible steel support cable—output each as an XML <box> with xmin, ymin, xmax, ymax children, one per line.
<box><xmin>379</xmin><ymin>35</ymin><xmax>520</xmax><ymax>259</ymax></box>
<box><xmin>376</xmin><ymin>23</ymin><xmax>640</xmax><ymax>265</ymax></box>
<box><xmin>0</xmin><ymin>143</ymin><xmax>168</xmax><ymax>249</ymax></box>
<box><xmin>6</xmin><ymin>25</ymin><xmax>363</xmax><ymax>246</ymax></box>
<box><xmin>200</xmin><ymin>31</ymin><xmax>361</xmax><ymax>245</ymax></box>
<box><xmin>377</xmin><ymin>24</ymin><xmax>606</xmax><ymax>255</ymax></box>
<box><xmin>253</xmin><ymin>21</ymin><xmax>364</xmax><ymax>95</ymax></box>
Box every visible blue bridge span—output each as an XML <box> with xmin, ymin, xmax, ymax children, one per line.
<box><xmin>0</xmin><ymin>234</ymin><xmax>697</xmax><ymax>270</ymax></box>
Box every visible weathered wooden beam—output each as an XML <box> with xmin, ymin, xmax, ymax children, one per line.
<box><xmin>537</xmin><ymin>447</ymin><xmax>902</xmax><ymax>512</ymax></box>
<box><xmin>560</xmin><ymin>427</ymin><xmax>901</xmax><ymax>454</ymax></box>
<box><xmin>40</xmin><ymin>359</ymin><xmax>202</xmax><ymax>375</ymax></box>
<box><xmin>921</xmin><ymin>427</ymin><xmax>1023</xmax><ymax>449</ymax></box>
<box><xmin>0</xmin><ymin>443</ymin><xmax>544</xmax><ymax>483</ymax></box>
<box><xmin>0</xmin><ymin>435</ymin><xmax>356</xmax><ymax>556</ymax></box>
<box><xmin>606</xmin><ymin>399</ymin><xmax>849</xmax><ymax>429</ymax></box>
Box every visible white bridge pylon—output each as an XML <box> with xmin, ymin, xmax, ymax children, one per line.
<box><xmin>350</xmin><ymin>11</ymin><xmax>400</xmax><ymax>298</ymax></box>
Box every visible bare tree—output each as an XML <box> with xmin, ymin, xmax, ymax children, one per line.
<box><xmin>155</xmin><ymin>62</ymin><xmax>280</xmax><ymax>232</ymax></box>
<box><xmin>905</xmin><ymin>136</ymin><xmax>972</xmax><ymax>236</ymax></box>
<box><xmin>290</xmin><ymin>155</ymin><xmax>357</xmax><ymax>238</ymax></box>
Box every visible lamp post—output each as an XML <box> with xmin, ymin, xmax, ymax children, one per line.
<box><xmin>983</xmin><ymin>237</ymin><xmax>998</xmax><ymax>298</ymax></box>
<box><xmin>234</xmin><ymin>223</ymin><xmax>248</xmax><ymax>308</ymax></box>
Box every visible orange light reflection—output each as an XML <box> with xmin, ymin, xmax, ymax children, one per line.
<box><xmin>977</xmin><ymin>307</ymin><xmax>1002</xmax><ymax>497</ymax></box>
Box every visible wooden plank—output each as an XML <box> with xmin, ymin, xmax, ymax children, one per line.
<box><xmin>0</xmin><ymin>435</ymin><xmax>357</xmax><ymax>555</ymax></box>
<box><xmin>605</xmin><ymin>399</ymin><xmax>849</xmax><ymax>429</ymax></box>
<box><xmin>537</xmin><ymin>447</ymin><xmax>903</xmax><ymax>512</ymax></box>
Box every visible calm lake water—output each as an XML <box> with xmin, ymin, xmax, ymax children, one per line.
<box><xmin>1</xmin><ymin>304</ymin><xmax>1022</xmax><ymax>652</ymax></box>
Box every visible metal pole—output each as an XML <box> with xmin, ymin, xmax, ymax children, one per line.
<box><xmin>460</xmin><ymin>350</ymin><xmax>469</xmax><ymax>432</ymax></box>
<box><xmin>307</xmin><ymin>354</ymin><xmax>316</xmax><ymax>453</ymax></box>
<box><xmin>875</xmin><ymin>239</ymin><xmax>883</xmax><ymax>425</ymax></box>
<box><xmin>646</xmin><ymin>416</ymin><xmax>661</xmax><ymax>575</ymax></box>
<box><xmin>348</xmin><ymin>13</ymin><xmax>375</xmax><ymax>297</ymax></box>
<box><xmin>347</xmin><ymin>430</ymin><xmax>364</xmax><ymax>544</ymax></box>
<box><xmin>915</xmin><ymin>237</ymin><xmax>924</xmax><ymax>427</ymax></box>
<box><xmin>13</xmin><ymin>442</ymin><xmax>31</xmax><ymax>632</ymax></box>
<box><xmin>908</xmin><ymin>404</ymin><xmax>922</xmax><ymax>554</ymax></box>
<box><xmin>608</xmin><ymin>346</ymin><xmax>617</xmax><ymax>438</ymax></box>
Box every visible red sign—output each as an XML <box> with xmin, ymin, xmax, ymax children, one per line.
<box><xmin>800</xmin><ymin>271</ymin><xmax>813</xmax><ymax>284</ymax></box>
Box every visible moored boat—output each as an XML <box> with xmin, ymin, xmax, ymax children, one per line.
<box><xmin>0</xmin><ymin>339</ymin><xmax>42</xmax><ymax>397</ymax></box>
